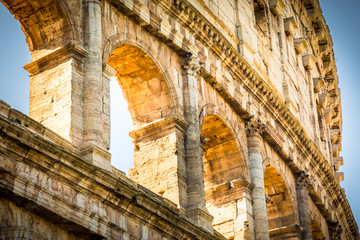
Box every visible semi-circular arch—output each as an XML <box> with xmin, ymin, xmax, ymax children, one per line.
<box><xmin>103</xmin><ymin>33</ymin><xmax>181</xmax><ymax>118</ymax></box>
<box><xmin>199</xmin><ymin>103</ymin><xmax>250</xmax><ymax>178</ymax></box>
<box><xmin>1</xmin><ymin>0</ymin><xmax>74</xmax><ymax>53</ymax></box>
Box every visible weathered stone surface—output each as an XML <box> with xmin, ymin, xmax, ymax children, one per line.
<box><xmin>0</xmin><ymin>0</ymin><xmax>358</xmax><ymax>239</ymax></box>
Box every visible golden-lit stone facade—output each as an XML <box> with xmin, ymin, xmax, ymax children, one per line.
<box><xmin>0</xmin><ymin>0</ymin><xmax>358</xmax><ymax>239</ymax></box>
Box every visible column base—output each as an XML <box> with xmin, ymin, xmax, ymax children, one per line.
<box><xmin>80</xmin><ymin>145</ymin><xmax>111</xmax><ymax>171</ymax></box>
<box><xmin>186</xmin><ymin>207</ymin><xmax>214</xmax><ymax>233</ymax></box>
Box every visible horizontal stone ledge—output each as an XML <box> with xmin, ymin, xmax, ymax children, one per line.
<box><xmin>205</xmin><ymin>178</ymin><xmax>253</xmax><ymax>200</ymax></box>
<box><xmin>24</xmin><ymin>43</ymin><xmax>88</xmax><ymax>76</ymax></box>
<box><xmin>129</xmin><ymin>116</ymin><xmax>188</xmax><ymax>141</ymax></box>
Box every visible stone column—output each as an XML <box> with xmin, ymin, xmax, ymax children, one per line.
<box><xmin>295</xmin><ymin>171</ymin><xmax>313</xmax><ymax>240</ymax></box>
<box><xmin>183</xmin><ymin>53</ymin><xmax>213</xmax><ymax>232</ymax></box>
<box><xmin>101</xmin><ymin>65</ymin><xmax>116</xmax><ymax>150</ymax></box>
<box><xmin>246</xmin><ymin>119</ymin><xmax>269</xmax><ymax>240</ymax></box>
<box><xmin>81</xmin><ymin>0</ymin><xmax>110</xmax><ymax>170</ymax></box>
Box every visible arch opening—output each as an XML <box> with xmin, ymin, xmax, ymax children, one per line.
<box><xmin>1</xmin><ymin>0</ymin><xmax>81</xmax><ymax>145</ymax></box>
<box><xmin>264</xmin><ymin>166</ymin><xmax>298</xmax><ymax>236</ymax></box>
<box><xmin>201</xmin><ymin>114</ymin><xmax>247</xmax><ymax>239</ymax></box>
<box><xmin>108</xmin><ymin>44</ymin><xmax>175</xmax><ymax>128</ymax></box>
<box><xmin>202</xmin><ymin>114</ymin><xmax>245</xmax><ymax>189</ymax></box>
<box><xmin>107</xmin><ymin>43</ymin><xmax>176</xmax><ymax>177</ymax></box>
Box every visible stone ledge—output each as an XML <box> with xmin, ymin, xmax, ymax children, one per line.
<box><xmin>129</xmin><ymin>116</ymin><xmax>188</xmax><ymax>142</ymax></box>
<box><xmin>0</xmin><ymin>100</ymin><xmax>77</xmax><ymax>154</ymax></box>
<box><xmin>205</xmin><ymin>178</ymin><xmax>253</xmax><ymax>202</ymax></box>
<box><xmin>24</xmin><ymin>43</ymin><xmax>88</xmax><ymax>76</ymax></box>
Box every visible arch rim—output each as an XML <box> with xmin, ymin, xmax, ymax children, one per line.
<box><xmin>102</xmin><ymin>33</ymin><xmax>182</xmax><ymax>118</ymax></box>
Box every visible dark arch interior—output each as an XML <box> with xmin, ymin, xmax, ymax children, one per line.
<box><xmin>202</xmin><ymin>114</ymin><xmax>245</xmax><ymax>190</ymax></box>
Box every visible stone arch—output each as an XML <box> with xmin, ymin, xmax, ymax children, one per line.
<box><xmin>106</xmin><ymin>41</ymin><xmax>178</xmax><ymax>127</ymax></box>
<box><xmin>0</xmin><ymin>0</ymin><xmax>74</xmax><ymax>54</ymax></box>
<box><xmin>310</xmin><ymin>199</ymin><xmax>330</xmax><ymax>240</ymax></box>
<box><xmin>103</xmin><ymin>33</ymin><xmax>181</xmax><ymax>121</ymax></box>
<box><xmin>106</xmin><ymin>39</ymin><xmax>186</xmax><ymax>206</ymax></box>
<box><xmin>202</xmin><ymin>113</ymin><xmax>246</xmax><ymax>188</ymax></box>
<box><xmin>201</xmin><ymin>112</ymin><xmax>250</xmax><ymax>239</ymax></box>
<box><xmin>263</xmin><ymin>164</ymin><xmax>299</xmax><ymax>238</ymax></box>
<box><xmin>199</xmin><ymin>103</ymin><xmax>249</xmax><ymax>178</ymax></box>
<box><xmin>262</xmin><ymin>157</ymin><xmax>298</xmax><ymax>207</ymax></box>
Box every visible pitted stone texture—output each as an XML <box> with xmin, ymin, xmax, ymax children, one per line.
<box><xmin>0</xmin><ymin>0</ymin><xmax>358</xmax><ymax>239</ymax></box>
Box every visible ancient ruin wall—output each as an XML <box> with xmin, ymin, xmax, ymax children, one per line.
<box><xmin>0</xmin><ymin>0</ymin><xmax>358</xmax><ymax>239</ymax></box>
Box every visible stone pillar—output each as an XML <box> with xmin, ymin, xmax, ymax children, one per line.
<box><xmin>246</xmin><ymin>119</ymin><xmax>269</xmax><ymax>240</ymax></box>
<box><xmin>183</xmin><ymin>53</ymin><xmax>213</xmax><ymax>232</ymax></box>
<box><xmin>205</xmin><ymin>179</ymin><xmax>255</xmax><ymax>240</ymax></box>
<box><xmin>101</xmin><ymin>65</ymin><xmax>116</xmax><ymax>150</ymax></box>
<box><xmin>81</xmin><ymin>0</ymin><xmax>111</xmax><ymax>170</ymax></box>
<box><xmin>295</xmin><ymin>171</ymin><xmax>313</xmax><ymax>240</ymax></box>
<box><xmin>129</xmin><ymin>116</ymin><xmax>188</xmax><ymax>212</ymax></box>
<box><xmin>24</xmin><ymin>44</ymin><xmax>88</xmax><ymax>148</ymax></box>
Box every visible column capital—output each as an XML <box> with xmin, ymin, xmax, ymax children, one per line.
<box><xmin>245</xmin><ymin>118</ymin><xmax>266</xmax><ymax>136</ymax></box>
<box><xmin>295</xmin><ymin>171</ymin><xmax>311</xmax><ymax>190</ymax></box>
<box><xmin>182</xmin><ymin>52</ymin><xmax>203</xmax><ymax>75</ymax></box>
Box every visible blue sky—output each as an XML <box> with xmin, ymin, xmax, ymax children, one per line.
<box><xmin>0</xmin><ymin>1</ymin><xmax>359</xmax><ymax>227</ymax></box>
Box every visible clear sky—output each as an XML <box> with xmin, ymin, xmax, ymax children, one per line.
<box><xmin>0</xmin><ymin>0</ymin><xmax>359</xmax><ymax>228</ymax></box>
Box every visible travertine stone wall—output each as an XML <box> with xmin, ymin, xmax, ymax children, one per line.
<box><xmin>0</xmin><ymin>0</ymin><xmax>359</xmax><ymax>239</ymax></box>
<box><xmin>129</xmin><ymin>116</ymin><xmax>188</xmax><ymax>210</ymax></box>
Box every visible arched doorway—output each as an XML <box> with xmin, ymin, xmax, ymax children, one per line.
<box><xmin>107</xmin><ymin>44</ymin><xmax>175</xmax><ymax>127</ymax></box>
<box><xmin>107</xmin><ymin>43</ymin><xmax>184</xmax><ymax>206</ymax></box>
<box><xmin>202</xmin><ymin>114</ymin><xmax>250</xmax><ymax>239</ymax></box>
<box><xmin>264</xmin><ymin>166</ymin><xmax>299</xmax><ymax>239</ymax></box>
